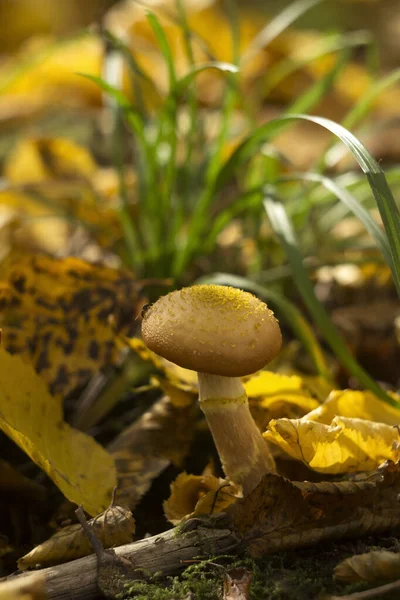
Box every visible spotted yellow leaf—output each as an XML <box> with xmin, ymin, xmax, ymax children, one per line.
<box><xmin>0</xmin><ymin>255</ymin><xmax>146</xmax><ymax>396</ymax></box>
<box><xmin>0</xmin><ymin>347</ymin><xmax>116</xmax><ymax>515</ymax></box>
<box><xmin>264</xmin><ymin>416</ymin><xmax>399</xmax><ymax>474</ymax></box>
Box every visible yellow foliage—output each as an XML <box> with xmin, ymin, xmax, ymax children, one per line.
<box><xmin>0</xmin><ymin>574</ymin><xmax>46</xmax><ymax>600</ymax></box>
<box><xmin>129</xmin><ymin>338</ymin><xmax>322</xmax><ymax>417</ymax></box>
<box><xmin>4</xmin><ymin>138</ymin><xmax>96</xmax><ymax>183</ymax></box>
<box><xmin>0</xmin><ymin>347</ymin><xmax>116</xmax><ymax>515</ymax></box>
<box><xmin>244</xmin><ymin>371</ymin><xmax>320</xmax><ymax>415</ymax></box>
<box><xmin>164</xmin><ymin>472</ymin><xmax>242</xmax><ymax>524</ymax></box>
<box><xmin>0</xmin><ymin>34</ymin><xmax>101</xmax><ymax>120</ymax></box>
<box><xmin>264</xmin><ymin>416</ymin><xmax>398</xmax><ymax>474</ymax></box>
<box><xmin>305</xmin><ymin>389</ymin><xmax>400</xmax><ymax>426</ymax></box>
<box><xmin>0</xmin><ymin>254</ymin><xmax>144</xmax><ymax>397</ymax></box>
<box><xmin>0</xmin><ymin>137</ymin><xmax>121</xmax><ymax>253</ymax></box>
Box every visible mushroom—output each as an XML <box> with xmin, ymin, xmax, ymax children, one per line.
<box><xmin>141</xmin><ymin>284</ymin><xmax>282</xmax><ymax>495</ymax></box>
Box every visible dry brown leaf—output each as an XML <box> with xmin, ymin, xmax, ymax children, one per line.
<box><xmin>18</xmin><ymin>503</ymin><xmax>135</xmax><ymax>570</ymax></box>
<box><xmin>0</xmin><ymin>574</ymin><xmax>46</xmax><ymax>600</ymax></box>
<box><xmin>264</xmin><ymin>416</ymin><xmax>398</xmax><ymax>474</ymax></box>
<box><xmin>334</xmin><ymin>550</ymin><xmax>400</xmax><ymax>583</ymax></box>
<box><xmin>109</xmin><ymin>395</ymin><xmax>198</xmax><ymax>510</ymax></box>
<box><xmin>164</xmin><ymin>472</ymin><xmax>242</xmax><ymax>524</ymax></box>
<box><xmin>0</xmin><ymin>254</ymin><xmax>146</xmax><ymax>396</ymax></box>
<box><xmin>223</xmin><ymin>568</ymin><xmax>252</xmax><ymax>600</ymax></box>
<box><xmin>230</xmin><ymin>461</ymin><xmax>400</xmax><ymax>558</ymax></box>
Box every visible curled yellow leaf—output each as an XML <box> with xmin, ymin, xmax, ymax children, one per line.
<box><xmin>164</xmin><ymin>472</ymin><xmax>242</xmax><ymax>525</ymax></box>
<box><xmin>264</xmin><ymin>416</ymin><xmax>399</xmax><ymax>474</ymax></box>
<box><xmin>305</xmin><ymin>389</ymin><xmax>400</xmax><ymax>426</ymax></box>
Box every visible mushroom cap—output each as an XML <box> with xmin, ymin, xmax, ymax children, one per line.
<box><xmin>141</xmin><ymin>284</ymin><xmax>282</xmax><ymax>377</ymax></box>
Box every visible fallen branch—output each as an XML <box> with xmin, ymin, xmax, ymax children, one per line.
<box><xmin>5</xmin><ymin>518</ymin><xmax>239</xmax><ymax>600</ymax></box>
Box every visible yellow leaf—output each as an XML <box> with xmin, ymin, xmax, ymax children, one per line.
<box><xmin>305</xmin><ymin>389</ymin><xmax>400</xmax><ymax>426</ymax></box>
<box><xmin>4</xmin><ymin>138</ymin><xmax>96</xmax><ymax>183</ymax></box>
<box><xmin>0</xmin><ymin>34</ymin><xmax>102</xmax><ymax>120</ymax></box>
<box><xmin>0</xmin><ymin>574</ymin><xmax>46</xmax><ymax>600</ymax></box>
<box><xmin>0</xmin><ymin>255</ymin><xmax>146</xmax><ymax>397</ymax></box>
<box><xmin>244</xmin><ymin>371</ymin><xmax>319</xmax><ymax>416</ymax></box>
<box><xmin>18</xmin><ymin>504</ymin><xmax>135</xmax><ymax>570</ymax></box>
<box><xmin>126</xmin><ymin>338</ymin><xmax>198</xmax><ymax>393</ymax></box>
<box><xmin>264</xmin><ymin>416</ymin><xmax>398</xmax><ymax>473</ymax></box>
<box><xmin>164</xmin><ymin>472</ymin><xmax>242</xmax><ymax>524</ymax></box>
<box><xmin>0</xmin><ymin>347</ymin><xmax>116</xmax><ymax>515</ymax></box>
<box><xmin>244</xmin><ymin>371</ymin><xmax>304</xmax><ymax>395</ymax></box>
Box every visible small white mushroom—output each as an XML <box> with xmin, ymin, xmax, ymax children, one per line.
<box><xmin>141</xmin><ymin>284</ymin><xmax>282</xmax><ymax>495</ymax></box>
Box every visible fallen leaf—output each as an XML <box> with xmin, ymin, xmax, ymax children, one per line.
<box><xmin>129</xmin><ymin>339</ymin><xmax>320</xmax><ymax>416</ymax></box>
<box><xmin>18</xmin><ymin>504</ymin><xmax>135</xmax><ymax>570</ymax></box>
<box><xmin>0</xmin><ymin>347</ymin><xmax>116</xmax><ymax>515</ymax></box>
<box><xmin>264</xmin><ymin>416</ymin><xmax>398</xmax><ymax>473</ymax></box>
<box><xmin>305</xmin><ymin>389</ymin><xmax>400</xmax><ymax>426</ymax></box>
<box><xmin>223</xmin><ymin>568</ymin><xmax>252</xmax><ymax>600</ymax></box>
<box><xmin>4</xmin><ymin>137</ymin><xmax>96</xmax><ymax>183</ymax></box>
<box><xmin>164</xmin><ymin>472</ymin><xmax>242</xmax><ymax>524</ymax></box>
<box><xmin>127</xmin><ymin>338</ymin><xmax>198</xmax><ymax>394</ymax></box>
<box><xmin>231</xmin><ymin>461</ymin><xmax>400</xmax><ymax>558</ymax></box>
<box><xmin>0</xmin><ymin>137</ymin><xmax>122</xmax><ymax>253</ymax></box>
<box><xmin>0</xmin><ymin>574</ymin><xmax>46</xmax><ymax>600</ymax></box>
<box><xmin>109</xmin><ymin>395</ymin><xmax>198</xmax><ymax>510</ymax></box>
<box><xmin>0</xmin><ymin>254</ymin><xmax>146</xmax><ymax>396</ymax></box>
<box><xmin>334</xmin><ymin>550</ymin><xmax>400</xmax><ymax>583</ymax></box>
<box><xmin>245</xmin><ymin>371</ymin><xmax>320</xmax><ymax>426</ymax></box>
<box><xmin>0</xmin><ymin>33</ymin><xmax>101</xmax><ymax>122</ymax></box>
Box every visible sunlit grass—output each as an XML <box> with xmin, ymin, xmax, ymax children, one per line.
<box><xmin>40</xmin><ymin>1</ymin><xmax>400</xmax><ymax>402</ymax></box>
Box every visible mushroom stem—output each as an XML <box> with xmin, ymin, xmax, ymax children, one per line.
<box><xmin>197</xmin><ymin>373</ymin><xmax>275</xmax><ymax>495</ymax></box>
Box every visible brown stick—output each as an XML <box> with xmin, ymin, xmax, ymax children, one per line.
<box><xmin>5</xmin><ymin>520</ymin><xmax>239</xmax><ymax>600</ymax></box>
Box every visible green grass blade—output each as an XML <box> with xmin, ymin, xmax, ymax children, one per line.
<box><xmin>77</xmin><ymin>73</ymin><xmax>145</xmax><ymax>138</ymax></box>
<box><xmin>286</xmin><ymin>48</ymin><xmax>350</xmax><ymax>114</ymax></box>
<box><xmin>215</xmin><ymin>113</ymin><xmax>400</xmax><ymax>297</ymax></box>
<box><xmin>196</xmin><ymin>272</ymin><xmax>331</xmax><ymax>380</ymax></box>
<box><xmin>279</xmin><ymin>172</ymin><xmax>393</xmax><ymax>268</ymax></box>
<box><xmin>175</xmin><ymin>62</ymin><xmax>239</xmax><ymax>96</ymax></box>
<box><xmin>146</xmin><ymin>12</ymin><xmax>177</xmax><ymax>88</ymax></box>
<box><xmin>323</xmin><ymin>68</ymin><xmax>400</xmax><ymax>168</ymax></box>
<box><xmin>263</xmin><ymin>194</ymin><xmax>397</xmax><ymax>406</ymax></box>
<box><xmin>241</xmin><ymin>0</ymin><xmax>325</xmax><ymax>66</ymax></box>
<box><xmin>203</xmin><ymin>187</ymin><xmax>264</xmax><ymax>253</ymax></box>
<box><xmin>263</xmin><ymin>30</ymin><xmax>371</xmax><ymax>97</ymax></box>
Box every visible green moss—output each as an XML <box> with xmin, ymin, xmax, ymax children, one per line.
<box><xmin>120</xmin><ymin>536</ymin><xmax>400</xmax><ymax>600</ymax></box>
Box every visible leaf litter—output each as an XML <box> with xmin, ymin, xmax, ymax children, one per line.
<box><xmin>18</xmin><ymin>499</ymin><xmax>135</xmax><ymax>570</ymax></box>
<box><xmin>1</xmin><ymin>0</ymin><xmax>400</xmax><ymax>597</ymax></box>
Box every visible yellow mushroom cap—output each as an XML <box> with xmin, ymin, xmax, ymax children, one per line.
<box><xmin>141</xmin><ymin>284</ymin><xmax>282</xmax><ymax>377</ymax></box>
